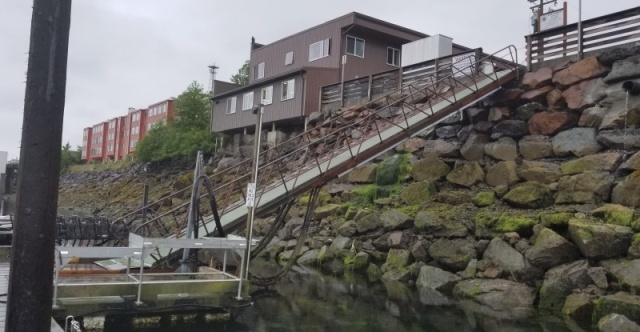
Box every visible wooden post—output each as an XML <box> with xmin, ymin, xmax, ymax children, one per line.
<box><xmin>6</xmin><ymin>0</ymin><xmax>72</xmax><ymax>331</ymax></box>
<box><xmin>527</xmin><ymin>35</ymin><xmax>533</xmax><ymax>71</ymax></box>
<box><xmin>562</xmin><ymin>1</ymin><xmax>568</xmax><ymax>57</ymax></box>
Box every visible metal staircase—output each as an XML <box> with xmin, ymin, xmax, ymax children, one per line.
<box><xmin>108</xmin><ymin>45</ymin><xmax>523</xmax><ymax>265</ymax></box>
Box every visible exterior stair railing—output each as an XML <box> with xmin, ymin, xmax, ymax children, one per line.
<box><xmin>105</xmin><ymin>45</ymin><xmax>522</xmax><ymax>264</ymax></box>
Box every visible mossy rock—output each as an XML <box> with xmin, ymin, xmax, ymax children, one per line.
<box><xmin>592</xmin><ymin>292</ymin><xmax>640</xmax><ymax>325</ymax></box>
<box><xmin>366</xmin><ymin>263</ymin><xmax>383</xmax><ymax>282</ymax></box>
<box><xmin>345</xmin><ymin>251</ymin><xmax>370</xmax><ymax>271</ymax></box>
<box><xmin>474</xmin><ymin>210</ymin><xmax>500</xmax><ymax>238</ymax></box>
<box><xmin>314</xmin><ymin>204</ymin><xmax>341</xmax><ymax>219</ymax></box>
<box><xmin>385</xmin><ymin>249</ymin><xmax>412</xmax><ymax>270</ymax></box>
<box><xmin>399</xmin><ymin>181</ymin><xmax>437</xmax><ymax>205</ymax></box>
<box><xmin>539</xmin><ymin>212</ymin><xmax>573</xmax><ymax>229</ymax></box>
<box><xmin>172</xmin><ymin>172</ymin><xmax>194</xmax><ymax>191</ymax></box>
<box><xmin>592</xmin><ymin>204</ymin><xmax>635</xmax><ymax>227</ymax></box>
<box><xmin>494</xmin><ymin>214</ymin><xmax>538</xmax><ymax>236</ymax></box>
<box><xmin>397</xmin><ymin>205</ymin><xmax>420</xmax><ymax>218</ymax></box>
<box><xmin>503</xmin><ymin>182</ymin><xmax>553</xmax><ymax>209</ymax></box>
<box><xmin>473</xmin><ymin>192</ymin><xmax>495</xmax><ymax>207</ymax></box>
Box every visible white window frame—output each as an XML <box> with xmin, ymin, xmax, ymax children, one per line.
<box><xmin>281</xmin><ymin>79</ymin><xmax>295</xmax><ymax>101</ymax></box>
<box><xmin>346</xmin><ymin>35</ymin><xmax>365</xmax><ymax>58</ymax></box>
<box><xmin>226</xmin><ymin>97</ymin><xmax>237</xmax><ymax>114</ymax></box>
<box><xmin>285</xmin><ymin>52</ymin><xmax>293</xmax><ymax>65</ymax></box>
<box><xmin>242</xmin><ymin>92</ymin><xmax>254</xmax><ymax>111</ymax></box>
<box><xmin>309</xmin><ymin>38</ymin><xmax>330</xmax><ymax>62</ymax></box>
<box><xmin>387</xmin><ymin>47</ymin><xmax>400</xmax><ymax>66</ymax></box>
<box><xmin>261</xmin><ymin>86</ymin><xmax>273</xmax><ymax>105</ymax></box>
<box><xmin>256</xmin><ymin>62</ymin><xmax>265</xmax><ymax>79</ymax></box>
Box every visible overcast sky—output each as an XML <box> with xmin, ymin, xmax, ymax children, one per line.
<box><xmin>1</xmin><ymin>1</ymin><xmax>638</xmax><ymax>160</ymax></box>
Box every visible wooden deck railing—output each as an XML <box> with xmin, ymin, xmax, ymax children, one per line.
<box><xmin>320</xmin><ymin>48</ymin><xmax>484</xmax><ymax>111</ymax></box>
<box><xmin>526</xmin><ymin>6</ymin><xmax>640</xmax><ymax>68</ymax></box>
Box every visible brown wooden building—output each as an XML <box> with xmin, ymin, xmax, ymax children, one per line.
<box><xmin>211</xmin><ymin>12</ymin><xmax>469</xmax><ymax>140</ymax></box>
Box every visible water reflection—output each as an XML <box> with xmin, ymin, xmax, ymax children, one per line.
<box><xmin>103</xmin><ymin>260</ymin><xmax>593</xmax><ymax>331</ymax></box>
<box><xmin>225</xmin><ymin>261</ymin><xmax>592</xmax><ymax>332</ymax></box>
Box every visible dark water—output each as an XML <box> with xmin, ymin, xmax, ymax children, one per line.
<box><xmin>103</xmin><ymin>262</ymin><xmax>594</xmax><ymax>332</ymax></box>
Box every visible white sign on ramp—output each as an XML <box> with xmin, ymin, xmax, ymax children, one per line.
<box><xmin>246</xmin><ymin>183</ymin><xmax>256</xmax><ymax>207</ymax></box>
<box><xmin>540</xmin><ymin>9</ymin><xmax>564</xmax><ymax>31</ymax></box>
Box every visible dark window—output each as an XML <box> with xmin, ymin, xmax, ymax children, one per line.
<box><xmin>346</xmin><ymin>36</ymin><xmax>365</xmax><ymax>57</ymax></box>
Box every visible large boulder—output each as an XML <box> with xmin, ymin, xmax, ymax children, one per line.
<box><xmin>522</xmin><ymin>67</ymin><xmax>553</xmax><ymax>89</ymax></box>
<box><xmin>486</xmin><ymin>161</ymin><xmax>519</xmax><ymax>187</ymax></box>
<box><xmin>597</xmin><ymin>129</ymin><xmax>640</xmax><ymax>150</ymax></box>
<box><xmin>446</xmin><ymin>161</ymin><xmax>484</xmax><ymax>187</ymax></box>
<box><xmin>560</xmin><ymin>152</ymin><xmax>622</xmax><ymax>175</ymax></box>
<box><xmin>514</xmin><ymin>102</ymin><xmax>546</xmax><ymax>121</ymax></box>
<box><xmin>517</xmin><ymin>160</ymin><xmax>562</xmax><ymax>184</ymax></box>
<box><xmin>591</xmin><ymin>204</ymin><xmax>635</xmax><ymax>227</ymax></box>
<box><xmin>416</xmin><ymin>265</ymin><xmax>461</xmax><ymax>294</ymax></box>
<box><xmin>411</xmin><ymin>156</ymin><xmax>450</xmax><ymax>182</ymax></box>
<box><xmin>598</xmin><ymin>93</ymin><xmax>640</xmax><ymax>130</ymax></box>
<box><xmin>396</xmin><ymin>137</ymin><xmax>427</xmax><ymax>153</ymax></box>
<box><xmin>297</xmin><ymin>249</ymin><xmax>320</xmax><ymax>266</ymax></box>
<box><xmin>600</xmin><ymin>259</ymin><xmax>640</xmax><ymax>293</ymax></box>
<box><xmin>453</xmin><ymin>279</ymin><xmax>537</xmax><ymax>317</ymax></box>
<box><xmin>460</xmin><ymin>133</ymin><xmax>490</xmax><ymax>161</ymax></box>
<box><xmin>621</xmin><ymin>151</ymin><xmax>640</xmax><ymax>171</ymax></box>
<box><xmin>348</xmin><ymin>165</ymin><xmax>377</xmax><ymax>183</ymax></box>
<box><xmin>314</xmin><ymin>204</ymin><xmax>341</xmax><ymax>219</ymax></box>
<box><xmin>422</xmin><ymin>139</ymin><xmax>461</xmax><ymax>158</ymax></box>
<box><xmin>568</xmin><ymin>219</ymin><xmax>633</xmax><ymax>259</ymax></box>
<box><xmin>552</xmin><ymin>56</ymin><xmax>610</xmax><ymax>87</ymax></box>
<box><xmin>579</xmin><ymin>106</ymin><xmax>606</xmax><ymax>128</ymax></box>
<box><xmin>528</xmin><ymin>111</ymin><xmax>578</xmax><ymax>136</ymax></box>
<box><xmin>562</xmin><ymin>78</ymin><xmax>607</xmax><ymax>110</ymax></box>
<box><xmin>519</xmin><ymin>135</ymin><xmax>554</xmax><ymax>160</ymax></box>
<box><xmin>429</xmin><ymin>238</ymin><xmax>477</xmax><ymax>271</ymax></box>
<box><xmin>552</xmin><ymin>128</ymin><xmax>603</xmax><ymax>157</ymax></box>
<box><xmin>384</xmin><ymin>249</ymin><xmax>412</xmax><ymax>270</ymax></box>
<box><xmin>604</xmin><ymin>54</ymin><xmax>640</xmax><ymax>83</ymax></box>
<box><xmin>483</xmin><ymin>238</ymin><xmax>543</xmax><ymax>282</ymax></box>
<box><xmin>597</xmin><ymin>313</ymin><xmax>640</xmax><ymax>332</ymax></box>
<box><xmin>598</xmin><ymin>46</ymin><xmax>640</xmax><ymax>65</ymax></box>
<box><xmin>555</xmin><ymin>171</ymin><xmax>614</xmax><ymax>204</ymax></box>
<box><xmin>436</xmin><ymin>125</ymin><xmax>463</xmax><ymax>139</ymax></box>
<box><xmin>492</xmin><ymin>120</ymin><xmax>528</xmax><ymax>138</ymax></box>
<box><xmin>503</xmin><ymin>182</ymin><xmax>553</xmax><ymax>209</ymax></box>
<box><xmin>380</xmin><ymin>209</ymin><xmax>413</xmax><ymax>231</ymax></box>
<box><xmin>484</xmin><ymin>137</ymin><xmax>518</xmax><ymax>161</ymax></box>
<box><xmin>399</xmin><ymin>181</ymin><xmax>437</xmax><ymax>205</ymax></box>
<box><xmin>524</xmin><ymin>227</ymin><xmax>580</xmax><ymax>270</ymax></box>
<box><xmin>538</xmin><ymin>260</ymin><xmax>592</xmax><ymax>313</ymax></box>
<box><xmin>612</xmin><ymin>175</ymin><xmax>640</xmax><ymax>207</ymax></box>
<box><xmin>562</xmin><ymin>293</ymin><xmax>596</xmax><ymax>318</ymax></box>
<box><xmin>356</xmin><ymin>212</ymin><xmax>381</xmax><ymax>233</ymax></box>
<box><xmin>593</xmin><ymin>292</ymin><xmax>640</xmax><ymax>326</ymax></box>
<box><xmin>415</xmin><ymin>208</ymin><xmax>469</xmax><ymax>238</ymax></box>
<box><xmin>520</xmin><ymin>86</ymin><xmax>554</xmax><ymax>104</ymax></box>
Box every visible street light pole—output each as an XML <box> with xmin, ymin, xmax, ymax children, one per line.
<box><xmin>236</xmin><ymin>104</ymin><xmax>264</xmax><ymax>300</ymax></box>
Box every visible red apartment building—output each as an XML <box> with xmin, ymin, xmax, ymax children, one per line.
<box><xmin>81</xmin><ymin>98</ymin><xmax>174</xmax><ymax>162</ymax></box>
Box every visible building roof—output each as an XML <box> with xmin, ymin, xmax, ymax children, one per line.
<box><xmin>252</xmin><ymin>12</ymin><xmax>428</xmax><ymax>52</ymax></box>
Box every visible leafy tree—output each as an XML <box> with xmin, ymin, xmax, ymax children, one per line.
<box><xmin>230</xmin><ymin>60</ymin><xmax>249</xmax><ymax>86</ymax></box>
<box><xmin>136</xmin><ymin>81</ymin><xmax>220</xmax><ymax>163</ymax></box>
<box><xmin>174</xmin><ymin>81</ymin><xmax>211</xmax><ymax>131</ymax></box>
<box><xmin>60</xmin><ymin>142</ymin><xmax>81</xmax><ymax>173</ymax></box>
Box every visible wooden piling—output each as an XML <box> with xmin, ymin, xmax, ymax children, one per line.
<box><xmin>6</xmin><ymin>0</ymin><xmax>72</xmax><ymax>331</ymax></box>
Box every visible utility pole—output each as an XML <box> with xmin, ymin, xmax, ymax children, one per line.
<box><xmin>6</xmin><ymin>1</ymin><xmax>72</xmax><ymax>331</ymax></box>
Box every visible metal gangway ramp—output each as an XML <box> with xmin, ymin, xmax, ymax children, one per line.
<box><xmin>113</xmin><ymin>46</ymin><xmax>522</xmax><ymax>265</ymax></box>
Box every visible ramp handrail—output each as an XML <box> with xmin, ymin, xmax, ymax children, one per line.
<box><xmin>112</xmin><ymin>45</ymin><xmax>522</xmax><ymax>249</ymax></box>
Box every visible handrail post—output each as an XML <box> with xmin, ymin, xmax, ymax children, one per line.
<box><xmin>577</xmin><ymin>0</ymin><xmax>583</xmax><ymax>60</ymax></box>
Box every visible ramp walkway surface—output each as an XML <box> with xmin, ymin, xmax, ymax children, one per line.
<box><xmin>115</xmin><ymin>46</ymin><xmax>522</xmax><ymax>265</ymax></box>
